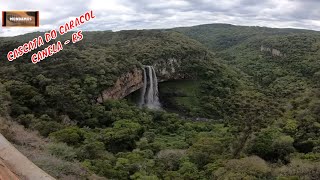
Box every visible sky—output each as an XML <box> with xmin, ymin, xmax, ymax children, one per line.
<box><xmin>1</xmin><ymin>0</ymin><xmax>320</xmax><ymax>37</ymax></box>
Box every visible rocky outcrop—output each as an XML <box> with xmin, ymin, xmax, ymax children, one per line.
<box><xmin>97</xmin><ymin>57</ymin><xmax>189</xmax><ymax>101</ymax></box>
<box><xmin>260</xmin><ymin>45</ymin><xmax>286</xmax><ymax>57</ymax></box>
<box><xmin>97</xmin><ymin>67</ymin><xmax>144</xmax><ymax>102</ymax></box>
<box><xmin>154</xmin><ymin>58</ymin><xmax>188</xmax><ymax>82</ymax></box>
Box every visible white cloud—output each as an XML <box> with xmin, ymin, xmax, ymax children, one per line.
<box><xmin>89</xmin><ymin>0</ymin><xmax>134</xmax><ymax>13</ymax></box>
<box><xmin>1</xmin><ymin>0</ymin><xmax>320</xmax><ymax>37</ymax></box>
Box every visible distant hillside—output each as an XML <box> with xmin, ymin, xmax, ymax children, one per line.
<box><xmin>174</xmin><ymin>23</ymin><xmax>320</xmax><ymax>91</ymax></box>
<box><xmin>173</xmin><ymin>23</ymin><xmax>318</xmax><ymax>51</ymax></box>
<box><xmin>175</xmin><ymin>23</ymin><xmax>320</xmax><ymax>159</ymax></box>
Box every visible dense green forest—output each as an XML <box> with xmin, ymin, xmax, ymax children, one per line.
<box><xmin>0</xmin><ymin>24</ymin><xmax>319</xmax><ymax>179</ymax></box>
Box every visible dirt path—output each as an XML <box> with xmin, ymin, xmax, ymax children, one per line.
<box><xmin>0</xmin><ymin>133</ymin><xmax>55</xmax><ymax>180</ymax></box>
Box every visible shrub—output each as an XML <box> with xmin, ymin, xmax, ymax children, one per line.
<box><xmin>47</xmin><ymin>142</ymin><xmax>77</xmax><ymax>161</ymax></box>
<box><xmin>16</xmin><ymin>114</ymin><xmax>37</xmax><ymax>128</ymax></box>
<box><xmin>130</xmin><ymin>171</ymin><xmax>159</xmax><ymax>180</ymax></box>
<box><xmin>300</xmin><ymin>152</ymin><xmax>320</xmax><ymax>161</ymax></box>
<box><xmin>178</xmin><ymin>161</ymin><xmax>201</xmax><ymax>180</ymax></box>
<box><xmin>283</xmin><ymin>119</ymin><xmax>298</xmax><ymax>135</ymax></box>
<box><xmin>156</xmin><ymin>149</ymin><xmax>186</xmax><ymax>171</ymax></box>
<box><xmin>77</xmin><ymin>140</ymin><xmax>105</xmax><ymax>160</ymax></box>
<box><xmin>275</xmin><ymin>159</ymin><xmax>320</xmax><ymax>179</ymax></box>
<box><xmin>31</xmin><ymin>153</ymin><xmax>87</xmax><ymax>179</ymax></box>
<box><xmin>144</xmin><ymin>132</ymin><xmax>156</xmax><ymax>143</ymax></box>
<box><xmin>82</xmin><ymin>149</ymin><xmax>119</xmax><ymax>178</ymax></box>
<box><xmin>272</xmin><ymin>135</ymin><xmax>295</xmax><ymax>162</ymax></box>
<box><xmin>247</xmin><ymin>128</ymin><xmax>294</xmax><ymax>162</ymax></box>
<box><xmin>32</xmin><ymin>121</ymin><xmax>63</xmax><ymax>137</ymax></box>
<box><xmin>214</xmin><ymin>156</ymin><xmax>271</xmax><ymax>179</ymax></box>
<box><xmin>188</xmin><ymin>137</ymin><xmax>224</xmax><ymax>167</ymax></box>
<box><xmin>0</xmin><ymin>117</ymin><xmax>14</xmax><ymax>139</ymax></box>
<box><xmin>163</xmin><ymin>171</ymin><xmax>182</xmax><ymax>180</ymax></box>
<box><xmin>294</xmin><ymin>140</ymin><xmax>314</xmax><ymax>153</ymax></box>
<box><xmin>50</xmin><ymin>127</ymin><xmax>86</xmax><ymax>146</ymax></box>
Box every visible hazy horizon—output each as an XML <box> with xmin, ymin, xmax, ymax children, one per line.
<box><xmin>2</xmin><ymin>22</ymin><xmax>319</xmax><ymax>38</ymax></box>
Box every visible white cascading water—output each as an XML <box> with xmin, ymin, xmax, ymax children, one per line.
<box><xmin>139</xmin><ymin>66</ymin><xmax>161</xmax><ymax>109</ymax></box>
<box><xmin>139</xmin><ymin>68</ymin><xmax>147</xmax><ymax>107</ymax></box>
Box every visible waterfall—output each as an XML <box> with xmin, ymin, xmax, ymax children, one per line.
<box><xmin>139</xmin><ymin>68</ymin><xmax>147</xmax><ymax>107</ymax></box>
<box><xmin>139</xmin><ymin>66</ymin><xmax>161</xmax><ymax>109</ymax></box>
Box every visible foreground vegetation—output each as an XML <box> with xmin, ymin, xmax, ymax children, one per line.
<box><xmin>0</xmin><ymin>25</ymin><xmax>319</xmax><ymax>179</ymax></box>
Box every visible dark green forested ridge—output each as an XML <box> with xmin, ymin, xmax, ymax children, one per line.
<box><xmin>0</xmin><ymin>25</ymin><xmax>319</xmax><ymax>179</ymax></box>
<box><xmin>175</xmin><ymin>23</ymin><xmax>320</xmax><ymax>177</ymax></box>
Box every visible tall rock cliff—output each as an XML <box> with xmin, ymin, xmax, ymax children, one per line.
<box><xmin>97</xmin><ymin>57</ymin><xmax>193</xmax><ymax>101</ymax></box>
<box><xmin>97</xmin><ymin>67</ymin><xmax>144</xmax><ymax>102</ymax></box>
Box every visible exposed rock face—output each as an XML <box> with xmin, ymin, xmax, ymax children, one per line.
<box><xmin>260</xmin><ymin>45</ymin><xmax>286</xmax><ymax>57</ymax></box>
<box><xmin>271</xmin><ymin>49</ymin><xmax>282</xmax><ymax>57</ymax></box>
<box><xmin>97</xmin><ymin>67</ymin><xmax>144</xmax><ymax>102</ymax></box>
<box><xmin>98</xmin><ymin>57</ymin><xmax>189</xmax><ymax>101</ymax></box>
<box><xmin>154</xmin><ymin>58</ymin><xmax>188</xmax><ymax>82</ymax></box>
